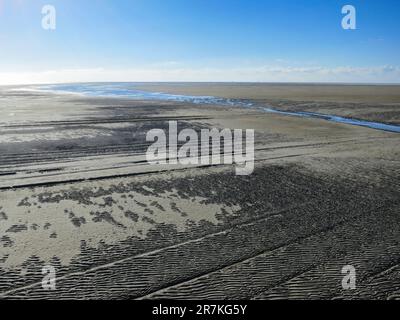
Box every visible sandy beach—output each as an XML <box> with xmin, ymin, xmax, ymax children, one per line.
<box><xmin>0</xmin><ymin>84</ymin><xmax>399</xmax><ymax>300</ymax></box>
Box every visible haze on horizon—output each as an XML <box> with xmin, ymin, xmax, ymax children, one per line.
<box><xmin>0</xmin><ymin>0</ymin><xmax>400</xmax><ymax>85</ymax></box>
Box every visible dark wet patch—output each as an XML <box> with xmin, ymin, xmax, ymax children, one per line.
<box><xmin>91</xmin><ymin>211</ymin><xmax>125</xmax><ymax>228</ymax></box>
<box><xmin>1</xmin><ymin>236</ymin><xmax>14</xmax><ymax>248</ymax></box>
<box><xmin>150</xmin><ymin>201</ymin><xmax>165</xmax><ymax>212</ymax></box>
<box><xmin>142</xmin><ymin>216</ymin><xmax>156</xmax><ymax>225</ymax></box>
<box><xmin>171</xmin><ymin>202</ymin><xmax>187</xmax><ymax>217</ymax></box>
<box><xmin>0</xmin><ymin>210</ymin><xmax>7</xmax><ymax>221</ymax></box>
<box><xmin>6</xmin><ymin>224</ymin><xmax>28</xmax><ymax>233</ymax></box>
<box><xmin>144</xmin><ymin>208</ymin><xmax>154</xmax><ymax>215</ymax></box>
<box><xmin>71</xmin><ymin>216</ymin><xmax>86</xmax><ymax>228</ymax></box>
<box><xmin>134</xmin><ymin>200</ymin><xmax>147</xmax><ymax>208</ymax></box>
<box><xmin>18</xmin><ymin>197</ymin><xmax>32</xmax><ymax>207</ymax></box>
<box><xmin>99</xmin><ymin>196</ymin><xmax>116</xmax><ymax>207</ymax></box>
<box><xmin>66</xmin><ymin>211</ymin><xmax>86</xmax><ymax>228</ymax></box>
<box><xmin>124</xmin><ymin>211</ymin><xmax>139</xmax><ymax>222</ymax></box>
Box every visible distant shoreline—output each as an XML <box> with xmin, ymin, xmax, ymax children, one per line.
<box><xmin>2</xmin><ymin>81</ymin><xmax>400</xmax><ymax>88</ymax></box>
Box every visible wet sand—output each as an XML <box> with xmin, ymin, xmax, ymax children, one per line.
<box><xmin>138</xmin><ymin>83</ymin><xmax>400</xmax><ymax>125</ymax></box>
<box><xmin>0</xmin><ymin>85</ymin><xmax>399</xmax><ymax>300</ymax></box>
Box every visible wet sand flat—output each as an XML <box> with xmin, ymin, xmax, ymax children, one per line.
<box><xmin>0</xmin><ymin>86</ymin><xmax>399</xmax><ymax>300</ymax></box>
<box><xmin>138</xmin><ymin>83</ymin><xmax>400</xmax><ymax>125</ymax></box>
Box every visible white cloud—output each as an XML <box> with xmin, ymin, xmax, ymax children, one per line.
<box><xmin>1</xmin><ymin>65</ymin><xmax>400</xmax><ymax>85</ymax></box>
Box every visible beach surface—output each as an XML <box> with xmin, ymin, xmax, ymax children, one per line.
<box><xmin>138</xmin><ymin>83</ymin><xmax>400</xmax><ymax>125</ymax></box>
<box><xmin>0</xmin><ymin>84</ymin><xmax>399</xmax><ymax>300</ymax></box>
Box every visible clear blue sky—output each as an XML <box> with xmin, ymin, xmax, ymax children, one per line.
<box><xmin>1</xmin><ymin>0</ymin><xmax>399</xmax><ymax>84</ymax></box>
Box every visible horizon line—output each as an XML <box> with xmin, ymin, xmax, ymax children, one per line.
<box><xmin>2</xmin><ymin>81</ymin><xmax>400</xmax><ymax>87</ymax></box>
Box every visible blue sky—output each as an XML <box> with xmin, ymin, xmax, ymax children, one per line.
<box><xmin>0</xmin><ymin>0</ymin><xmax>399</xmax><ymax>84</ymax></box>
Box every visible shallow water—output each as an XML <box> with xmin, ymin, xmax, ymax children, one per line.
<box><xmin>34</xmin><ymin>83</ymin><xmax>253</xmax><ymax>107</ymax></box>
<box><xmin>27</xmin><ymin>83</ymin><xmax>400</xmax><ymax>133</ymax></box>
<box><xmin>263</xmin><ymin>108</ymin><xmax>400</xmax><ymax>133</ymax></box>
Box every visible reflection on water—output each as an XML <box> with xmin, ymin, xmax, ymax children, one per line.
<box><xmin>32</xmin><ymin>83</ymin><xmax>400</xmax><ymax>133</ymax></box>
